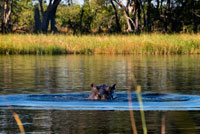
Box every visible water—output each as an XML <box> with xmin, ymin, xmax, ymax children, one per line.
<box><xmin>1</xmin><ymin>93</ymin><xmax>200</xmax><ymax>111</ymax></box>
<box><xmin>0</xmin><ymin>55</ymin><xmax>200</xmax><ymax>133</ymax></box>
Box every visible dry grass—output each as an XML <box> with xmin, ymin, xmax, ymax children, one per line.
<box><xmin>0</xmin><ymin>33</ymin><xmax>200</xmax><ymax>55</ymax></box>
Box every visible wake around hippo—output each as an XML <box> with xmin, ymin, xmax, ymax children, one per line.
<box><xmin>88</xmin><ymin>83</ymin><xmax>117</xmax><ymax>100</ymax></box>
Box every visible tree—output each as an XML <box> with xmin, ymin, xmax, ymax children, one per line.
<box><xmin>34</xmin><ymin>0</ymin><xmax>61</xmax><ymax>33</ymax></box>
<box><xmin>67</xmin><ymin>0</ymin><xmax>73</xmax><ymax>6</ymax></box>
<box><xmin>110</xmin><ymin>0</ymin><xmax>121</xmax><ymax>32</ymax></box>
<box><xmin>135</xmin><ymin>0</ymin><xmax>142</xmax><ymax>34</ymax></box>
<box><xmin>147</xmin><ymin>0</ymin><xmax>151</xmax><ymax>32</ymax></box>
<box><xmin>164</xmin><ymin>0</ymin><xmax>171</xmax><ymax>32</ymax></box>
<box><xmin>112</xmin><ymin>0</ymin><xmax>135</xmax><ymax>32</ymax></box>
<box><xmin>191</xmin><ymin>0</ymin><xmax>197</xmax><ymax>33</ymax></box>
<box><xmin>1</xmin><ymin>0</ymin><xmax>13</xmax><ymax>33</ymax></box>
<box><xmin>112</xmin><ymin>0</ymin><xmax>142</xmax><ymax>33</ymax></box>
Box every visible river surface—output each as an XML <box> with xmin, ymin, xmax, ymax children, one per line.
<box><xmin>0</xmin><ymin>55</ymin><xmax>200</xmax><ymax>134</ymax></box>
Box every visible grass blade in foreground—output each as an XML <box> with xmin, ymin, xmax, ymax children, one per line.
<box><xmin>128</xmin><ymin>88</ymin><xmax>138</xmax><ymax>134</ymax></box>
<box><xmin>161</xmin><ymin>114</ymin><xmax>166</xmax><ymax>134</ymax></box>
<box><xmin>137</xmin><ymin>86</ymin><xmax>147</xmax><ymax>134</ymax></box>
<box><xmin>2</xmin><ymin>96</ymin><xmax>25</xmax><ymax>134</ymax></box>
<box><xmin>13</xmin><ymin>112</ymin><xmax>25</xmax><ymax>134</ymax></box>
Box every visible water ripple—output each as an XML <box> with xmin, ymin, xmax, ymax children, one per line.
<box><xmin>0</xmin><ymin>92</ymin><xmax>199</xmax><ymax>111</ymax></box>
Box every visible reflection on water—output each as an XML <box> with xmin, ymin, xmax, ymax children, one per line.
<box><xmin>0</xmin><ymin>55</ymin><xmax>200</xmax><ymax>133</ymax></box>
<box><xmin>0</xmin><ymin>55</ymin><xmax>200</xmax><ymax>95</ymax></box>
<box><xmin>0</xmin><ymin>109</ymin><xmax>200</xmax><ymax>134</ymax></box>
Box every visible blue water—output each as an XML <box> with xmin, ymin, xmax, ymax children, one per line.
<box><xmin>1</xmin><ymin>92</ymin><xmax>200</xmax><ymax>111</ymax></box>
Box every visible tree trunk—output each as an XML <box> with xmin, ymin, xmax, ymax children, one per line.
<box><xmin>35</xmin><ymin>0</ymin><xmax>61</xmax><ymax>33</ymax></box>
<box><xmin>135</xmin><ymin>0</ymin><xmax>141</xmax><ymax>34</ymax></box>
<box><xmin>156</xmin><ymin>0</ymin><xmax>159</xmax><ymax>9</ymax></box>
<box><xmin>111</xmin><ymin>0</ymin><xmax>121</xmax><ymax>32</ymax></box>
<box><xmin>141</xmin><ymin>2</ymin><xmax>146</xmax><ymax>30</ymax></box>
<box><xmin>192</xmin><ymin>0</ymin><xmax>197</xmax><ymax>33</ymax></box>
<box><xmin>160</xmin><ymin>0</ymin><xmax>163</xmax><ymax>16</ymax></box>
<box><xmin>34</xmin><ymin>6</ymin><xmax>41</xmax><ymax>33</ymax></box>
<box><xmin>50</xmin><ymin>11</ymin><xmax>57</xmax><ymax>32</ymax></box>
<box><xmin>79</xmin><ymin>7</ymin><xmax>84</xmax><ymax>33</ymax></box>
<box><xmin>68</xmin><ymin>0</ymin><xmax>73</xmax><ymax>6</ymax></box>
<box><xmin>125</xmin><ymin>11</ymin><xmax>134</xmax><ymax>32</ymax></box>
<box><xmin>156</xmin><ymin>0</ymin><xmax>160</xmax><ymax>22</ymax></box>
<box><xmin>50</xmin><ymin>1</ymin><xmax>59</xmax><ymax>32</ymax></box>
<box><xmin>41</xmin><ymin>12</ymin><xmax>50</xmax><ymax>32</ymax></box>
<box><xmin>113</xmin><ymin>0</ymin><xmax>135</xmax><ymax>32</ymax></box>
<box><xmin>1</xmin><ymin>0</ymin><xmax>13</xmax><ymax>33</ymax></box>
<box><xmin>147</xmin><ymin>0</ymin><xmax>151</xmax><ymax>32</ymax></box>
<box><xmin>164</xmin><ymin>0</ymin><xmax>170</xmax><ymax>33</ymax></box>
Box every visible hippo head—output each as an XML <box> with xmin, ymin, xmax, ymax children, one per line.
<box><xmin>90</xmin><ymin>83</ymin><xmax>117</xmax><ymax>100</ymax></box>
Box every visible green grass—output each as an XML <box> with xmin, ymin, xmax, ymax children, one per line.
<box><xmin>0</xmin><ymin>34</ymin><xmax>200</xmax><ymax>55</ymax></box>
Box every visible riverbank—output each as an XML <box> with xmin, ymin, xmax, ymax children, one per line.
<box><xmin>0</xmin><ymin>34</ymin><xmax>200</xmax><ymax>54</ymax></box>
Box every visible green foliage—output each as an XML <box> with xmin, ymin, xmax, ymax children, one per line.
<box><xmin>92</xmin><ymin>5</ymin><xmax>114</xmax><ymax>32</ymax></box>
<box><xmin>56</xmin><ymin>5</ymin><xmax>81</xmax><ymax>28</ymax></box>
<box><xmin>8</xmin><ymin>0</ymin><xmax>34</xmax><ymax>32</ymax></box>
<box><xmin>57</xmin><ymin>3</ymin><xmax>110</xmax><ymax>33</ymax></box>
<box><xmin>56</xmin><ymin>2</ymin><xmax>124</xmax><ymax>33</ymax></box>
<box><xmin>14</xmin><ymin>1</ymin><xmax>34</xmax><ymax>31</ymax></box>
<box><xmin>80</xmin><ymin>3</ymin><xmax>96</xmax><ymax>33</ymax></box>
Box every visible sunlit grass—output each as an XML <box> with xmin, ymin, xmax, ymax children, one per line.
<box><xmin>0</xmin><ymin>33</ymin><xmax>200</xmax><ymax>54</ymax></box>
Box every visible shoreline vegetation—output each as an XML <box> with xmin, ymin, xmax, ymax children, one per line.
<box><xmin>0</xmin><ymin>34</ymin><xmax>200</xmax><ymax>55</ymax></box>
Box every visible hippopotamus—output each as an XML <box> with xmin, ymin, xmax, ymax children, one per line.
<box><xmin>88</xmin><ymin>83</ymin><xmax>117</xmax><ymax>100</ymax></box>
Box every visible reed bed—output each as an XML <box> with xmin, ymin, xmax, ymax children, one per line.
<box><xmin>0</xmin><ymin>34</ymin><xmax>200</xmax><ymax>55</ymax></box>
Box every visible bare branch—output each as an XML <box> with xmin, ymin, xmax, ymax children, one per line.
<box><xmin>126</xmin><ymin>0</ymin><xmax>130</xmax><ymax>8</ymax></box>
<box><xmin>113</xmin><ymin>0</ymin><xmax>127</xmax><ymax>12</ymax></box>
<box><xmin>126</xmin><ymin>15</ymin><xmax>136</xmax><ymax>28</ymax></box>
<box><xmin>192</xmin><ymin>11</ymin><xmax>200</xmax><ymax>18</ymax></box>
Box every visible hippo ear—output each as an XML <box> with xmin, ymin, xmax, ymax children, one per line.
<box><xmin>91</xmin><ymin>83</ymin><xmax>95</xmax><ymax>87</ymax></box>
<box><xmin>112</xmin><ymin>84</ymin><xmax>116</xmax><ymax>89</ymax></box>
